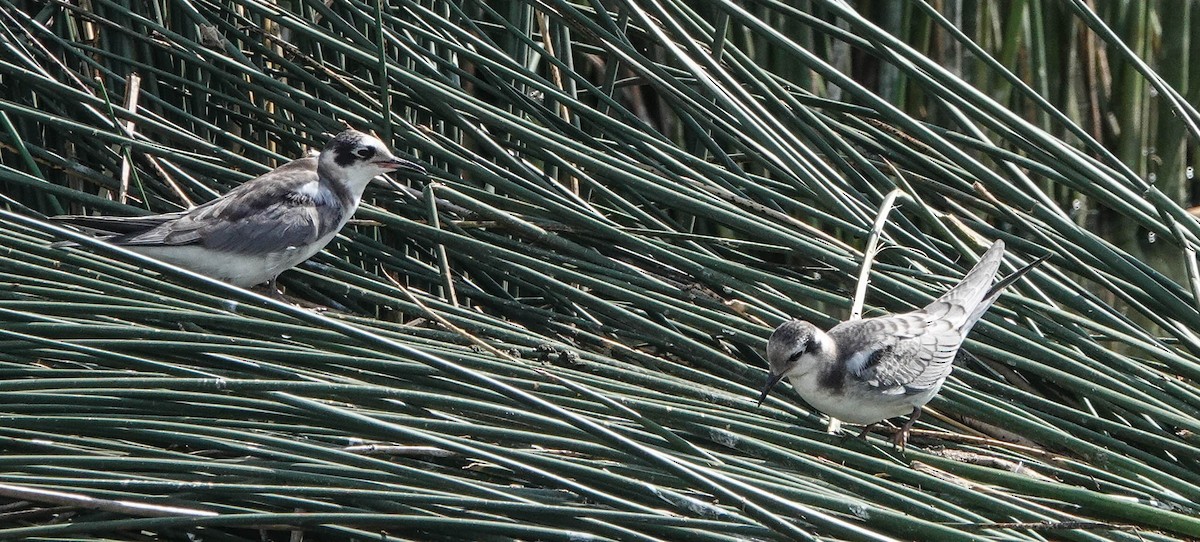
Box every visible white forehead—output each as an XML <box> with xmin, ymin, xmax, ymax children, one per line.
<box><xmin>355</xmin><ymin>133</ymin><xmax>387</xmax><ymax>149</ymax></box>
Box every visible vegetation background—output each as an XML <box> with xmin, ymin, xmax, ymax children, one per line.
<box><xmin>2</xmin><ymin>0</ymin><xmax>1200</xmax><ymax>540</ymax></box>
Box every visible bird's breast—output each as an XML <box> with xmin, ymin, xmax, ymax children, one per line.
<box><xmin>787</xmin><ymin>370</ymin><xmax>921</xmax><ymax>425</ymax></box>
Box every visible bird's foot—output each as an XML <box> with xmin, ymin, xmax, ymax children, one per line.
<box><xmin>892</xmin><ymin>407</ymin><xmax>922</xmax><ymax>452</ymax></box>
<box><xmin>257</xmin><ymin>279</ymin><xmax>334</xmax><ymax>312</ymax></box>
<box><xmin>856</xmin><ymin>423</ymin><xmax>879</xmax><ymax>441</ymax></box>
<box><xmin>264</xmin><ymin>278</ymin><xmax>287</xmax><ymax>301</ymax></box>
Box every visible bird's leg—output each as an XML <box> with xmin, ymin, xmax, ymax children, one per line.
<box><xmin>265</xmin><ymin>277</ymin><xmax>286</xmax><ymax>300</ymax></box>
<box><xmin>893</xmin><ymin>407</ymin><xmax>922</xmax><ymax>451</ymax></box>
<box><xmin>856</xmin><ymin>423</ymin><xmax>879</xmax><ymax>441</ymax></box>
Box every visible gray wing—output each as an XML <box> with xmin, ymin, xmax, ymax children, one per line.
<box><xmin>833</xmin><ymin>240</ymin><xmax>1039</xmax><ymax>394</ymax></box>
<box><xmin>833</xmin><ymin>314</ymin><xmax>963</xmax><ymax>394</ymax></box>
<box><xmin>56</xmin><ymin>158</ymin><xmax>337</xmax><ymax>255</ymax></box>
<box><xmin>132</xmin><ymin>195</ymin><xmax>327</xmax><ymax>254</ymax></box>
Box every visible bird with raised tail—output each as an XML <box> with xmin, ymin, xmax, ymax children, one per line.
<box><xmin>757</xmin><ymin>240</ymin><xmax>1046</xmax><ymax>449</ymax></box>
<box><xmin>53</xmin><ymin>130</ymin><xmax>425</xmax><ymax>294</ymax></box>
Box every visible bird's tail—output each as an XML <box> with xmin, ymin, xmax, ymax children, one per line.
<box><xmin>965</xmin><ymin>250</ymin><xmax>1050</xmax><ymax>326</ymax></box>
<box><xmin>49</xmin><ymin>214</ymin><xmax>171</xmax><ymax>234</ymax></box>
<box><xmin>48</xmin><ymin>213</ymin><xmax>178</xmax><ymax>248</ymax></box>
<box><xmin>926</xmin><ymin>239</ymin><xmax>1048</xmax><ymax>333</ymax></box>
<box><xmin>932</xmin><ymin>239</ymin><xmax>1008</xmax><ymax>314</ymax></box>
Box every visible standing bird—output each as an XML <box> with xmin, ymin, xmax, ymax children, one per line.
<box><xmin>53</xmin><ymin>130</ymin><xmax>425</xmax><ymax>294</ymax></box>
<box><xmin>757</xmin><ymin>240</ymin><xmax>1045</xmax><ymax>449</ymax></box>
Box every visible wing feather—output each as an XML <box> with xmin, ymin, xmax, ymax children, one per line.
<box><xmin>827</xmin><ymin>240</ymin><xmax>1043</xmax><ymax>396</ymax></box>
<box><xmin>832</xmin><ymin>310</ymin><xmax>964</xmax><ymax>394</ymax></box>
<box><xmin>54</xmin><ymin>158</ymin><xmax>339</xmax><ymax>255</ymax></box>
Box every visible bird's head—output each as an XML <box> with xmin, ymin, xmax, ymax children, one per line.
<box><xmin>319</xmin><ymin>130</ymin><xmax>425</xmax><ymax>192</ymax></box>
<box><xmin>757</xmin><ymin>320</ymin><xmax>833</xmax><ymax>406</ymax></box>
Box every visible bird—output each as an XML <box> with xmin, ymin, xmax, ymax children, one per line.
<box><xmin>757</xmin><ymin>240</ymin><xmax>1046</xmax><ymax>450</ymax></box>
<box><xmin>52</xmin><ymin>129</ymin><xmax>425</xmax><ymax>294</ymax></box>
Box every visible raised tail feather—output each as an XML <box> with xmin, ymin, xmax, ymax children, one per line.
<box><xmin>966</xmin><ymin>251</ymin><xmax>1050</xmax><ymax>325</ymax></box>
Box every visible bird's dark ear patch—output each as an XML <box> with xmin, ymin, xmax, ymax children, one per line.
<box><xmin>330</xmin><ymin>135</ymin><xmax>363</xmax><ymax>168</ymax></box>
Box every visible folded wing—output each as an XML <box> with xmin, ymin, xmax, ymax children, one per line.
<box><xmin>838</xmin><ymin>240</ymin><xmax>1009</xmax><ymax>394</ymax></box>
<box><xmin>53</xmin><ymin>158</ymin><xmax>335</xmax><ymax>255</ymax></box>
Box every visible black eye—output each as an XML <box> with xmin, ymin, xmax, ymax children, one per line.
<box><xmin>354</xmin><ymin>146</ymin><xmax>375</xmax><ymax>160</ymax></box>
<box><xmin>786</xmin><ymin>339</ymin><xmax>818</xmax><ymax>364</ymax></box>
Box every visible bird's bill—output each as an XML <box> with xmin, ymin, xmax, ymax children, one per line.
<box><xmin>756</xmin><ymin>372</ymin><xmax>786</xmax><ymax>407</ymax></box>
<box><xmin>374</xmin><ymin>156</ymin><xmax>426</xmax><ymax>173</ymax></box>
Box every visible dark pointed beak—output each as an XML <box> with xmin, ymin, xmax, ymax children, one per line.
<box><xmin>376</xmin><ymin>156</ymin><xmax>426</xmax><ymax>174</ymax></box>
<box><xmin>757</xmin><ymin>371</ymin><xmax>786</xmax><ymax>407</ymax></box>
